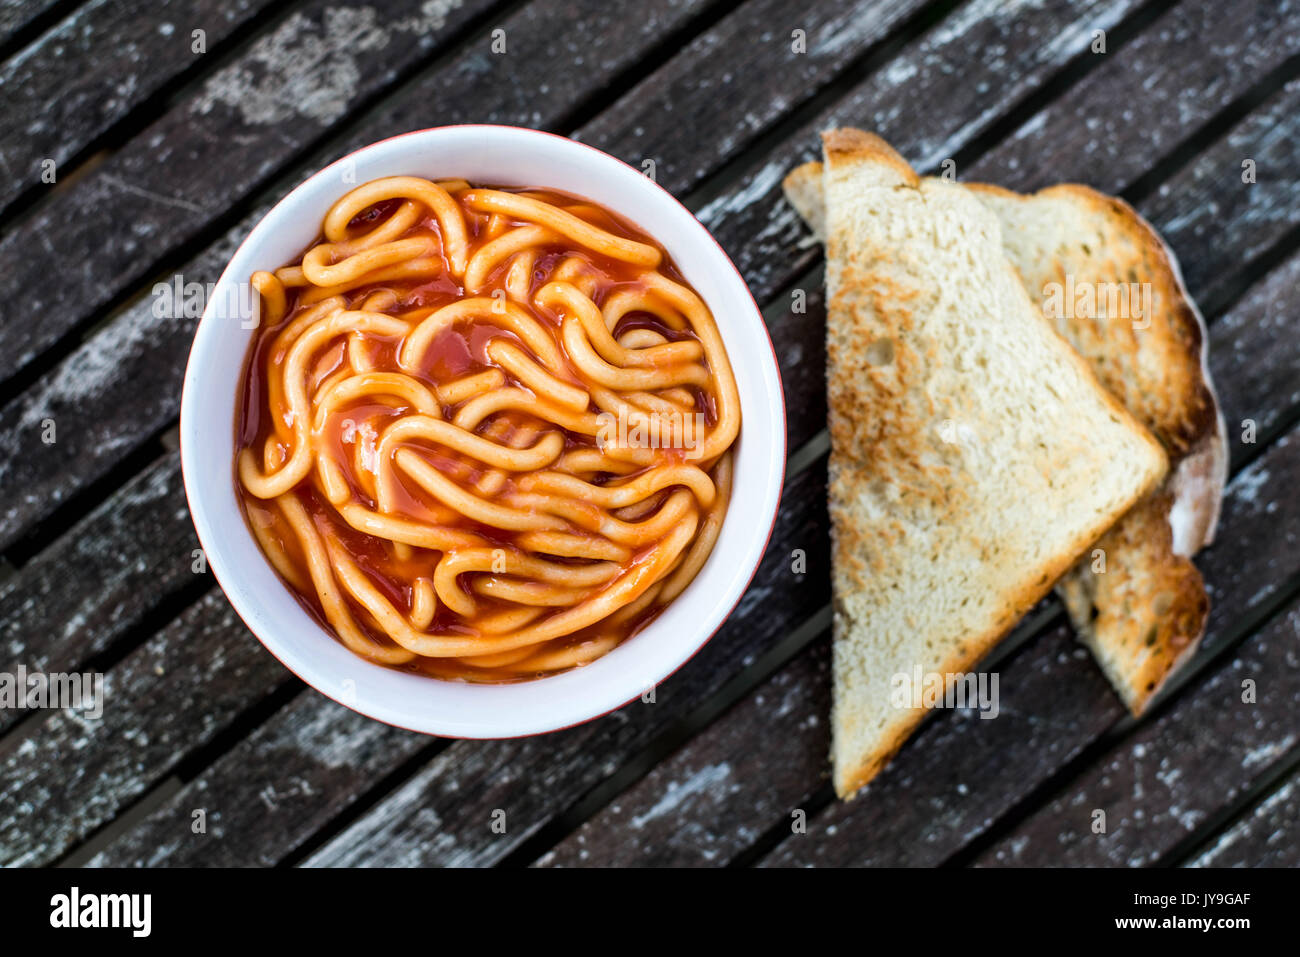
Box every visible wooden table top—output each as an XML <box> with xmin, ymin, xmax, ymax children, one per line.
<box><xmin>0</xmin><ymin>0</ymin><xmax>1296</xmax><ymax>868</ymax></box>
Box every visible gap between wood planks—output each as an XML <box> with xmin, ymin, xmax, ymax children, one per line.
<box><xmin>1174</xmin><ymin>746</ymin><xmax>1300</xmax><ymax>867</ymax></box>
<box><xmin>498</xmin><ymin>57</ymin><xmax>1300</xmax><ymax>866</ymax></box>
<box><xmin>0</xmin><ymin>0</ymin><xmax>556</xmax><ymax>409</ymax></box>
<box><xmin>2</xmin><ymin>0</ymin><xmax>1279</xmax><ymax>863</ymax></box>
<box><xmin>0</xmin><ymin>0</ymin><xmax>1165</xmax><ymax>566</ymax></box>
<box><xmin>560</xmin><ymin>232</ymin><xmax>1300</xmax><ymax>867</ymax></box>
<box><xmin>674</xmin><ymin>0</ymin><xmax>969</xmax><ymax>217</ymax></box>
<box><xmin>5</xmin><ymin>0</ymin><xmax>1284</xmax><ymax>868</ymax></box>
<box><xmin>51</xmin><ymin>679</ymin><xmax>308</xmax><ymax>867</ymax></box>
<box><xmin>0</xmin><ymin>0</ymin><xmax>754</xmax><ymax>566</ymax></box>
<box><xmin>0</xmin><ymin>0</ymin><xmax>328</xmax><ymax>226</ymax></box>
<box><xmin>0</xmin><ymin>0</ymin><xmax>84</xmax><ymax>63</ymax></box>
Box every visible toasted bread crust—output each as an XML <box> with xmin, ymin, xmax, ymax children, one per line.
<box><xmin>821</xmin><ymin>129</ymin><xmax>919</xmax><ymax>186</ymax></box>
<box><xmin>788</xmin><ymin>146</ymin><xmax>1227</xmax><ymax>724</ymax></box>
<box><xmin>783</xmin><ymin>161</ymin><xmax>826</xmax><ymax>242</ymax></box>
<box><xmin>966</xmin><ymin>181</ymin><xmax>1227</xmax><ymax>713</ymax></box>
<box><xmin>819</xmin><ymin>129</ymin><xmax>1167</xmax><ymax>797</ymax></box>
<box><xmin>1057</xmin><ymin>492</ymin><xmax>1210</xmax><ymax>715</ymax></box>
<box><xmin>967</xmin><ymin>182</ymin><xmax>1224</xmax><ymax>494</ymax></box>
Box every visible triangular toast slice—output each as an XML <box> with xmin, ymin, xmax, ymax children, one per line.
<box><xmin>785</xmin><ymin>155</ymin><xmax>1226</xmax><ymax>718</ymax></box>
<box><xmin>809</xmin><ymin>129</ymin><xmax>1168</xmax><ymax>797</ymax></box>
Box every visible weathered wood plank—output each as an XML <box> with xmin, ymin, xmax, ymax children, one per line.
<box><xmin>1204</xmin><ymin>246</ymin><xmax>1300</xmax><ymax>454</ymax></box>
<box><xmin>963</xmin><ymin>0</ymin><xmax>1300</xmax><ymax>193</ymax></box>
<box><xmin>0</xmin><ymin>0</ymin><xmax>1150</xmax><ymax>551</ymax></box>
<box><xmin>1187</xmin><ymin>767</ymin><xmax>1300</xmax><ymax>868</ymax></box>
<box><xmin>0</xmin><ymin>590</ymin><xmax>289</xmax><ymax>866</ymax></box>
<box><xmin>1121</xmin><ymin>77</ymin><xmax>1300</xmax><ymax>318</ymax></box>
<box><xmin>697</xmin><ymin>0</ymin><xmax>1149</xmax><ymax>303</ymax></box>
<box><xmin>574</xmin><ymin>0</ymin><xmax>931</xmax><ymax>188</ymax></box>
<box><xmin>5</xmin><ymin>0</ymin><xmax>1294</xmax><ymax>868</ymax></box>
<box><xmin>0</xmin><ymin>0</ymin><xmax>286</xmax><ymax>214</ymax></box>
<box><xmin>975</xmin><ymin>597</ymin><xmax>1300</xmax><ymax>867</ymax></box>
<box><xmin>91</xmin><ymin>7</ymin><xmax>1300</xmax><ymax>863</ymax></box>
<box><xmin>300</xmin><ymin>462</ymin><xmax>829</xmax><ymax>867</ymax></box>
<box><xmin>0</xmin><ymin>0</ymin><xmax>67</xmax><ymax>50</ymax></box>
<box><xmin>0</xmin><ymin>452</ymin><xmax>199</xmax><ymax>736</ymax></box>
<box><xmin>21</xmin><ymin>450</ymin><xmax>827</xmax><ymax>868</ymax></box>
<box><xmin>86</xmin><ymin>689</ymin><xmax>431</xmax><ymax>867</ymax></box>
<box><xmin>757</xmin><ymin>425</ymin><xmax>1300</xmax><ymax>867</ymax></box>
<box><xmin>0</xmin><ymin>0</ymin><xmax>727</xmax><ymax>552</ymax></box>
<box><xmin>536</xmin><ymin>640</ymin><xmax>832</xmax><ymax>867</ymax></box>
<box><xmin>0</xmin><ymin>229</ymin><xmax>244</xmax><ymax>549</ymax></box>
<box><xmin>0</xmin><ymin>0</ymin><xmax>501</xmax><ymax>380</ymax></box>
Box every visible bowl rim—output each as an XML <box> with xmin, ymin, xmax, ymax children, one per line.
<box><xmin>180</xmin><ymin>123</ymin><xmax>786</xmax><ymax>738</ymax></box>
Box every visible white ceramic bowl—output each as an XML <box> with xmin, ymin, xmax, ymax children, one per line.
<box><xmin>180</xmin><ymin>125</ymin><xmax>785</xmax><ymax>737</ymax></box>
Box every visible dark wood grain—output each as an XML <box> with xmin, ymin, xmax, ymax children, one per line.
<box><xmin>0</xmin><ymin>590</ymin><xmax>289</xmax><ymax>866</ymax></box>
<box><xmin>1205</xmin><ymin>246</ymin><xmax>1300</xmax><ymax>457</ymax></box>
<box><xmin>963</xmin><ymin>0</ymin><xmax>1300</xmax><ymax>193</ymax></box>
<box><xmin>764</xmin><ymin>266</ymin><xmax>827</xmax><ymax>454</ymax></box>
<box><xmin>975</xmin><ymin>597</ymin><xmax>1300</xmax><ymax>866</ymax></box>
<box><xmin>0</xmin><ymin>0</ymin><xmax>501</xmax><ymax>381</ymax></box>
<box><xmin>573</xmin><ymin>0</ymin><xmax>930</xmax><ymax>189</ymax></box>
<box><xmin>536</xmin><ymin>639</ymin><xmax>832</xmax><ymax>867</ymax></box>
<box><xmin>0</xmin><ymin>0</ymin><xmax>1145</xmax><ymax>552</ymax></box>
<box><xmin>0</xmin><ymin>0</ymin><xmax>68</xmax><ymax>50</ymax></box>
<box><xmin>1188</xmin><ymin>766</ymin><xmax>1300</xmax><ymax>867</ymax></box>
<box><xmin>0</xmin><ymin>221</ymin><xmax>249</xmax><ymax>551</ymax></box>
<box><xmin>697</xmin><ymin>0</ymin><xmax>1149</xmax><ymax>303</ymax></box>
<box><xmin>0</xmin><ymin>453</ymin><xmax>198</xmax><ymax>736</ymax></box>
<box><xmin>0</xmin><ymin>0</ymin><xmax>726</xmax><ymax>552</ymax></box>
<box><xmin>87</xmin><ymin>688</ymin><xmax>431</xmax><ymax>867</ymax></box>
<box><xmin>1128</xmin><ymin>77</ymin><xmax>1300</xmax><ymax>317</ymax></box>
<box><xmin>0</xmin><ymin>0</ymin><xmax>285</xmax><ymax>214</ymax></box>
<box><xmin>59</xmin><ymin>4</ymin><xmax>1300</xmax><ymax>866</ymax></box>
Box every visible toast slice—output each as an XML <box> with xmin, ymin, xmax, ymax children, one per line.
<box><xmin>784</xmin><ymin>158</ymin><xmax>1227</xmax><ymax>716</ymax></box>
<box><xmin>812</xmin><ymin>129</ymin><xmax>1167</xmax><ymax>797</ymax></box>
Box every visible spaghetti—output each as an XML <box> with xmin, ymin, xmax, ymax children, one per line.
<box><xmin>235</xmin><ymin>175</ymin><xmax>740</xmax><ymax>682</ymax></box>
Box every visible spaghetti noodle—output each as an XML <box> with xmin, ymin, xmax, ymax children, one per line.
<box><xmin>235</xmin><ymin>175</ymin><xmax>740</xmax><ymax>682</ymax></box>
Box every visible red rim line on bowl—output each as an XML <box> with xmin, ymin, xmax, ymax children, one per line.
<box><xmin>179</xmin><ymin>124</ymin><xmax>787</xmax><ymax>739</ymax></box>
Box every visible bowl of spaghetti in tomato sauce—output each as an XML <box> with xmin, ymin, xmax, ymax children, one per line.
<box><xmin>180</xmin><ymin>126</ymin><xmax>784</xmax><ymax>737</ymax></box>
